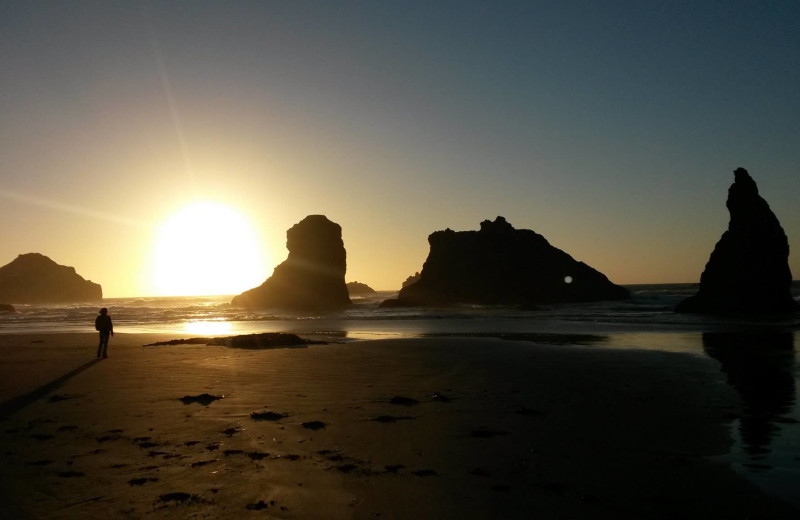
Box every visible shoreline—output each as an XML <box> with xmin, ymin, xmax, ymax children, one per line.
<box><xmin>0</xmin><ymin>332</ymin><xmax>797</xmax><ymax>518</ymax></box>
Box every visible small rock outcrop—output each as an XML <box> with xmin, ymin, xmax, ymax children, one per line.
<box><xmin>0</xmin><ymin>253</ymin><xmax>102</xmax><ymax>303</ymax></box>
<box><xmin>347</xmin><ymin>281</ymin><xmax>375</xmax><ymax>295</ymax></box>
<box><xmin>0</xmin><ymin>303</ymin><xmax>15</xmax><ymax>313</ymax></box>
<box><xmin>232</xmin><ymin>215</ymin><xmax>351</xmax><ymax>309</ymax></box>
<box><xmin>677</xmin><ymin>168</ymin><xmax>798</xmax><ymax>314</ymax></box>
<box><xmin>381</xmin><ymin>217</ymin><xmax>629</xmax><ymax>307</ymax></box>
<box><xmin>402</xmin><ymin>272</ymin><xmax>421</xmax><ymax>288</ymax></box>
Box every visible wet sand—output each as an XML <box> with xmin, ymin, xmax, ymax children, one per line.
<box><xmin>0</xmin><ymin>332</ymin><xmax>797</xmax><ymax>518</ymax></box>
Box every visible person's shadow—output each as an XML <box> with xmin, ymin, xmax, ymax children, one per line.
<box><xmin>0</xmin><ymin>358</ymin><xmax>102</xmax><ymax>418</ymax></box>
<box><xmin>702</xmin><ymin>331</ymin><xmax>796</xmax><ymax>458</ymax></box>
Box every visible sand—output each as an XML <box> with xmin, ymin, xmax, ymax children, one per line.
<box><xmin>0</xmin><ymin>332</ymin><xmax>797</xmax><ymax>519</ymax></box>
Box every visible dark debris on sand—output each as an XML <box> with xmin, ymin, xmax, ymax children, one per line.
<box><xmin>221</xmin><ymin>427</ymin><xmax>241</xmax><ymax>437</ymax></box>
<box><xmin>372</xmin><ymin>415</ymin><xmax>415</xmax><ymax>423</ymax></box>
<box><xmin>302</xmin><ymin>421</ymin><xmax>326</xmax><ymax>430</ymax></box>
<box><xmin>516</xmin><ymin>407</ymin><xmax>546</xmax><ymax>417</ymax></box>
<box><xmin>58</xmin><ymin>471</ymin><xmax>85</xmax><ymax>478</ymax></box>
<box><xmin>156</xmin><ymin>492</ymin><xmax>207</xmax><ymax>505</ymax></box>
<box><xmin>246</xmin><ymin>451</ymin><xmax>270</xmax><ymax>461</ymax></box>
<box><xmin>128</xmin><ymin>477</ymin><xmax>158</xmax><ymax>486</ymax></box>
<box><xmin>389</xmin><ymin>396</ymin><xmax>420</xmax><ymax>406</ymax></box>
<box><xmin>470</xmin><ymin>429</ymin><xmax>509</xmax><ymax>439</ymax></box>
<box><xmin>412</xmin><ymin>469</ymin><xmax>438</xmax><ymax>477</ymax></box>
<box><xmin>251</xmin><ymin>411</ymin><xmax>288</xmax><ymax>421</ymax></box>
<box><xmin>178</xmin><ymin>393</ymin><xmax>224</xmax><ymax>406</ymax></box>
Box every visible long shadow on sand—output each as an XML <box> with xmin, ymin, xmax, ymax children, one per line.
<box><xmin>0</xmin><ymin>358</ymin><xmax>102</xmax><ymax>418</ymax></box>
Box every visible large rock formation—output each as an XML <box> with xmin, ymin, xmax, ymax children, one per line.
<box><xmin>0</xmin><ymin>253</ymin><xmax>102</xmax><ymax>303</ymax></box>
<box><xmin>677</xmin><ymin>168</ymin><xmax>798</xmax><ymax>314</ymax></box>
<box><xmin>381</xmin><ymin>217</ymin><xmax>629</xmax><ymax>307</ymax></box>
<box><xmin>232</xmin><ymin>215</ymin><xmax>351</xmax><ymax>309</ymax></box>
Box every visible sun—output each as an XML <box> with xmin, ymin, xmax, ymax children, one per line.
<box><xmin>151</xmin><ymin>201</ymin><xmax>269</xmax><ymax>296</ymax></box>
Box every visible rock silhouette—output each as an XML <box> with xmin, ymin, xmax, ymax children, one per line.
<box><xmin>381</xmin><ymin>217</ymin><xmax>629</xmax><ymax>307</ymax></box>
<box><xmin>232</xmin><ymin>215</ymin><xmax>350</xmax><ymax>309</ymax></box>
<box><xmin>677</xmin><ymin>168</ymin><xmax>798</xmax><ymax>314</ymax></box>
<box><xmin>346</xmin><ymin>281</ymin><xmax>375</xmax><ymax>295</ymax></box>
<box><xmin>402</xmin><ymin>272</ymin><xmax>421</xmax><ymax>288</ymax></box>
<box><xmin>0</xmin><ymin>303</ymin><xmax>15</xmax><ymax>313</ymax></box>
<box><xmin>0</xmin><ymin>253</ymin><xmax>102</xmax><ymax>303</ymax></box>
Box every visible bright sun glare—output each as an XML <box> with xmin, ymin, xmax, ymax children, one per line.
<box><xmin>152</xmin><ymin>202</ymin><xmax>268</xmax><ymax>296</ymax></box>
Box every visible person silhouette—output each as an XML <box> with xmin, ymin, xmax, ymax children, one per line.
<box><xmin>95</xmin><ymin>308</ymin><xmax>114</xmax><ymax>358</ymax></box>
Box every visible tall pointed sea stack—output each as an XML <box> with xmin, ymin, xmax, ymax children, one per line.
<box><xmin>232</xmin><ymin>215</ymin><xmax>351</xmax><ymax>310</ymax></box>
<box><xmin>382</xmin><ymin>217</ymin><xmax>629</xmax><ymax>307</ymax></box>
<box><xmin>677</xmin><ymin>168</ymin><xmax>798</xmax><ymax>314</ymax></box>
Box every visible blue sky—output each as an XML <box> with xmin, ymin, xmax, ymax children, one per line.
<box><xmin>1</xmin><ymin>1</ymin><xmax>798</xmax><ymax>295</ymax></box>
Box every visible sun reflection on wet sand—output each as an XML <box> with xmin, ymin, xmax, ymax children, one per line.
<box><xmin>182</xmin><ymin>320</ymin><xmax>234</xmax><ymax>336</ymax></box>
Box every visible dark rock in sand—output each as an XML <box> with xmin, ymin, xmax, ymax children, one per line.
<box><xmin>232</xmin><ymin>215</ymin><xmax>351</xmax><ymax>309</ymax></box>
<box><xmin>677</xmin><ymin>168</ymin><xmax>798</xmax><ymax>314</ymax></box>
<box><xmin>381</xmin><ymin>217</ymin><xmax>629</xmax><ymax>307</ymax></box>
<box><xmin>144</xmin><ymin>333</ymin><xmax>317</xmax><ymax>349</ymax></box>
<box><xmin>0</xmin><ymin>253</ymin><xmax>102</xmax><ymax>303</ymax></box>
<box><xmin>346</xmin><ymin>281</ymin><xmax>375</xmax><ymax>295</ymax></box>
<box><xmin>0</xmin><ymin>303</ymin><xmax>14</xmax><ymax>313</ymax></box>
<box><xmin>178</xmin><ymin>393</ymin><xmax>224</xmax><ymax>406</ymax></box>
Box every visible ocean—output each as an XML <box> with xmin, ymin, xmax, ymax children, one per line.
<box><xmin>2</xmin><ymin>283</ymin><xmax>799</xmax><ymax>338</ymax></box>
<box><xmin>1</xmin><ymin>282</ymin><xmax>799</xmax><ymax>506</ymax></box>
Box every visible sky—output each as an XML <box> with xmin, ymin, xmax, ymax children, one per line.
<box><xmin>1</xmin><ymin>1</ymin><xmax>799</xmax><ymax>297</ymax></box>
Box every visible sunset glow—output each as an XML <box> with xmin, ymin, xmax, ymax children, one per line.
<box><xmin>151</xmin><ymin>202</ymin><xmax>268</xmax><ymax>296</ymax></box>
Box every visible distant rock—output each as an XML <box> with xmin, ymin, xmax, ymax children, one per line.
<box><xmin>232</xmin><ymin>215</ymin><xmax>351</xmax><ymax>309</ymax></box>
<box><xmin>0</xmin><ymin>253</ymin><xmax>102</xmax><ymax>304</ymax></box>
<box><xmin>381</xmin><ymin>217</ymin><xmax>629</xmax><ymax>307</ymax></box>
<box><xmin>0</xmin><ymin>303</ymin><xmax>15</xmax><ymax>313</ymax></box>
<box><xmin>402</xmin><ymin>272</ymin><xmax>421</xmax><ymax>288</ymax></box>
<box><xmin>677</xmin><ymin>168</ymin><xmax>798</xmax><ymax>314</ymax></box>
<box><xmin>347</xmin><ymin>281</ymin><xmax>375</xmax><ymax>295</ymax></box>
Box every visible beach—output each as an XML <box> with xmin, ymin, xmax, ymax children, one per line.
<box><xmin>0</xmin><ymin>332</ymin><xmax>797</xmax><ymax>519</ymax></box>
